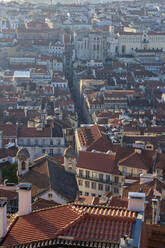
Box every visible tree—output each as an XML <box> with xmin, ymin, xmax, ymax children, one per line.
<box><xmin>2</xmin><ymin>163</ymin><xmax>18</xmax><ymax>184</ymax></box>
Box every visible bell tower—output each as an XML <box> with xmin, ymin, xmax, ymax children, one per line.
<box><xmin>16</xmin><ymin>147</ymin><xmax>30</xmax><ymax>177</ymax></box>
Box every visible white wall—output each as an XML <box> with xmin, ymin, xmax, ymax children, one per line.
<box><xmin>40</xmin><ymin>189</ymin><xmax>68</xmax><ymax>204</ymax></box>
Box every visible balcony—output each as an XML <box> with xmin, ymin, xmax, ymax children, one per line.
<box><xmin>77</xmin><ymin>174</ymin><xmax>116</xmax><ymax>185</ymax></box>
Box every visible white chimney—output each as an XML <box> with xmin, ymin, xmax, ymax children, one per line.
<box><xmin>0</xmin><ymin>197</ymin><xmax>7</xmax><ymax>239</ymax></box>
<box><xmin>128</xmin><ymin>192</ymin><xmax>145</xmax><ymax>212</ymax></box>
<box><xmin>18</xmin><ymin>183</ymin><xmax>32</xmax><ymax>216</ymax></box>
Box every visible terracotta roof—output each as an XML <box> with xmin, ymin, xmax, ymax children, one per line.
<box><xmin>0</xmin><ymin>124</ymin><xmax>16</xmax><ymax>137</ymax></box>
<box><xmin>32</xmin><ymin>198</ymin><xmax>60</xmax><ymax>211</ymax></box>
<box><xmin>77</xmin><ymin>125</ymin><xmax>112</xmax><ymax>152</ymax></box>
<box><xmin>123</xmin><ymin>181</ymin><xmax>152</xmax><ymax>199</ymax></box>
<box><xmin>0</xmin><ymin>148</ymin><xmax>17</xmax><ymax>159</ymax></box>
<box><xmin>140</xmin><ymin>223</ymin><xmax>165</xmax><ymax>248</ymax></box>
<box><xmin>118</xmin><ymin>151</ymin><xmax>150</xmax><ymax>170</ymax></box>
<box><xmin>0</xmin><ymin>188</ymin><xmax>17</xmax><ymax>201</ymax></box>
<box><xmin>77</xmin><ymin>151</ymin><xmax>120</xmax><ymax>175</ymax></box>
<box><xmin>57</xmin><ymin>213</ymin><xmax>135</xmax><ymax>242</ymax></box>
<box><xmin>18</xmin><ymin>127</ymin><xmax>51</xmax><ymax>137</ymax></box>
<box><xmin>2</xmin><ymin>205</ymin><xmax>82</xmax><ymax>247</ymax></box>
<box><xmin>2</xmin><ymin>204</ymin><xmax>136</xmax><ymax>247</ymax></box>
<box><xmin>108</xmin><ymin>196</ymin><xmax>128</xmax><ymax>209</ymax></box>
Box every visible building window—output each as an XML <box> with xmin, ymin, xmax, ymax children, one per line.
<box><xmin>86</xmin><ymin>170</ymin><xmax>90</xmax><ymax>178</ymax></box>
<box><xmin>27</xmin><ymin>139</ymin><xmax>31</xmax><ymax>145</ymax></box>
<box><xmin>79</xmin><ymin>169</ymin><xmax>83</xmax><ymax>177</ymax></box>
<box><xmin>85</xmin><ymin>192</ymin><xmax>89</xmax><ymax>196</ymax></box>
<box><xmin>99</xmin><ymin>173</ymin><xmax>103</xmax><ymax>182</ymax></box>
<box><xmin>42</xmin><ymin>149</ymin><xmax>46</xmax><ymax>154</ymax></box>
<box><xmin>98</xmin><ymin>183</ymin><xmax>103</xmax><ymax>191</ymax></box>
<box><xmin>92</xmin><ymin>172</ymin><xmax>97</xmax><ymax>179</ymax></box>
<box><xmin>114</xmin><ymin>187</ymin><xmax>119</xmax><ymax>194</ymax></box>
<box><xmin>78</xmin><ymin>180</ymin><xmax>83</xmax><ymax>186</ymax></box>
<box><xmin>106</xmin><ymin>175</ymin><xmax>110</xmax><ymax>183</ymax></box>
<box><xmin>50</xmin><ymin>139</ymin><xmax>53</xmax><ymax>145</ymax></box>
<box><xmin>19</xmin><ymin>139</ymin><xmax>24</xmax><ymax>145</ymax></box>
<box><xmin>91</xmin><ymin>193</ymin><xmax>96</xmax><ymax>196</ymax></box>
<box><xmin>115</xmin><ymin>176</ymin><xmax>119</xmax><ymax>183</ymax></box>
<box><xmin>122</xmin><ymin>45</ymin><xmax>126</xmax><ymax>54</ymax></box>
<box><xmin>50</xmin><ymin>149</ymin><xmax>53</xmax><ymax>156</ymax></box>
<box><xmin>79</xmin><ymin>191</ymin><xmax>82</xmax><ymax>195</ymax></box>
<box><xmin>91</xmin><ymin>182</ymin><xmax>96</xmax><ymax>189</ymax></box>
<box><xmin>105</xmin><ymin>185</ymin><xmax>110</xmax><ymax>192</ymax></box>
<box><xmin>48</xmin><ymin>193</ymin><xmax>52</xmax><ymax>198</ymax></box>
<box><xmin>122</xmin><ymin>167</ymin><xmax>127</xmax><ymax>174</ymax></box>
<box><xmin>85</xmin><ymin>181</ymin><xmax>90</xmax><ymax>188</ymax></box>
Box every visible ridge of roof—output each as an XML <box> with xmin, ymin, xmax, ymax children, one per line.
<box><xmin>72</xmin><ymin>202</ymin><xmax>129</xmax><ymax>210</ymax></box>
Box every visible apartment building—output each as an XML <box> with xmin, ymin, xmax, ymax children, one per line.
<box><xmin>76</xmin><ymin>150</ymin><xmax>124</xmax><ymax>197</ymax></box>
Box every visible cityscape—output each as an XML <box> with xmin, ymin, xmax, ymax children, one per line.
<box><xmin>0</xmin><ymin>0</ymin><xmax>165</xmax><ymax>247</ymax></box>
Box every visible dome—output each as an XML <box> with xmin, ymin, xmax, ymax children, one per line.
<box><xmin>64</xmin><ymin>146</ymin><xmax>76</xmax><ymax>158</ymax></box>
<box><xmin>16</xmin><ymin>147</ymin><xmax>30</xmax><ymax>161</ymax></box>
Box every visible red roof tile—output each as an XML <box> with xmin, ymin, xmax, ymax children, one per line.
<box><xmin>0</xmin><ymin>188</ymin><xmax>17</xmax><ymax>201</ymax></box>
<box><xmin>18</xmin><ymin>127</ymin><xmax>51</xmax><ymax>137</ymax></box>
<box><xmin>140</xmin><ymin>223</ymin><xmax>165</xmax><ymax>248</ymax></box>
<box><xmin>0</xmin><ymin>124</ymin><xmax>16</xmax><ymax>137</ymax></box>
<box><xmin>77</xmin><ymin>125</ymin><xmax>112</xmax><ymax>152</ymax></box>
<box><xmin>109</xmin><ymin>196</ymin><xmax>128</xmax><ymax>209</ymax></box>
<box><xmin>77</xmin><ymin>151</ymin><xmax>120</xmax><ymax>175</ymax></box>
<box><xmin>2</xmin><ymin>205</ymin><xmax>81</xmax><ymax>247</ymax></box>
<box><xmin>57</xmin><ymin>213</ymin><xmax>135</xmax><ymax>242</ymax></box>
<box><xmin>118</xmin><ymin>151</ymin><xmax>150</xmax><ymax>170</ymax></box>
<box><xmin>1</xmin><ymin>201</ymin><xmax>137</xmax><ymax>247</ymax></box>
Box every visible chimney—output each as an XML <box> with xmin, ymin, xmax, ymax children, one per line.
<box><xmin>18</xmin><ymin>183</ymin><xmax>32</xmax><ymax>216</ymax></box>
<box><xmin>0</xmin><ymin>197</ymin><xmax>7</xmax><ymax>239</ymax></box>
<box><xmin>128</xmin><ymin>192</ymin><xmax>145</xmax><ymax>212</ymax></box>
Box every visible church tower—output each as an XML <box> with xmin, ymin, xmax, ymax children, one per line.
<box><xmin>16</xmin><ymin>148</ymin><xmax>30</xmax><ymax>177</ymax></box>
